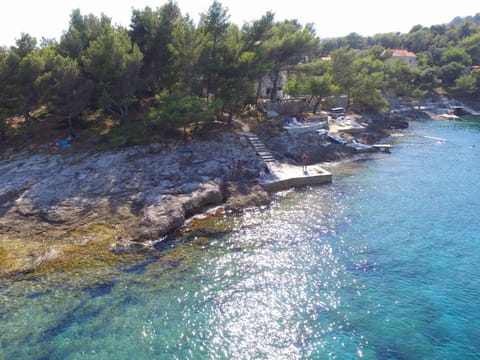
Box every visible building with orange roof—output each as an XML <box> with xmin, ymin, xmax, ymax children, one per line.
<box><xmin>390</xmin><ymin>49</ymin><xmax>417</xmax><ymax>67</ymax></box>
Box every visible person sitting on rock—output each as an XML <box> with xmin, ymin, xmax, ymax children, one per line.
<box><xmin>66</xmin><ymin>132</ymin><xmax>77</xmax><ymax>141</ymax></box>
<box><xmin>258</xmin><ymin>167</ymin><xmax>266</xmax><ymax>180</ymax></box>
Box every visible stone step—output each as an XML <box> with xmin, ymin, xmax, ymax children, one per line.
<box><xmin>245</xmin><ymin>133</ymin><xmax>276</xmax><ymax>165</ymax></box>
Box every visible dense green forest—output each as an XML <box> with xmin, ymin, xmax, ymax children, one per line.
<box><xmin>1</xmin><ymin>0</ymin><xmax>479</xmax><ymax>143</ymax></box>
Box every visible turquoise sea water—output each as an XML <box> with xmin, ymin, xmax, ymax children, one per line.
<box><xmin>1</xmin><ymin>118</ymin><xmax>480</xmax><ymax>359</ymax></box>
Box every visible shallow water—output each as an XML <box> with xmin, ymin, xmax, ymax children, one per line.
<box><xmin>1</xmin><ymin>118</ymin><xmax>480</xmax><ymax>359</ymax></box>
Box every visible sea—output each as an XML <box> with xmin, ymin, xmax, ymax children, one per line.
<box><xmin>1</xmin><ymin>117</ymin><xmax>479</xmax><ymax>359</ymax></box>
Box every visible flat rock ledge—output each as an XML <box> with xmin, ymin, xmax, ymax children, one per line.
<box><xmin>0</xmin><ymin>133</ymin><xmax>270</xmax><ymax>278</ymax></box>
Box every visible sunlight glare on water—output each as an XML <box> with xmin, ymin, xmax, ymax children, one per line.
<box><xmin>195</xmin><ymin>196</ymin><xmax>355</xmax><ymax>359</ymax></box>
<box><xmin>1</xmin><ymin>118</ymin><xmax>480</xmax><ymax>359</ymax></box>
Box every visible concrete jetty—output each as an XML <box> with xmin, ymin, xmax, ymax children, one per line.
<box><xmin>260</xmin><ymin>162</ymin><xmax>332</xmax><ymax>192</ymax></box>
<box><xmin>244</xmin><ymin>131</ymin><xmax>332</xmax><ymax>192</ymax></box>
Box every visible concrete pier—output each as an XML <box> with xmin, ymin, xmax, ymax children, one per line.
<box><xmin>260</xmin><ymin>162</ymin><xmax>332</xmax><ymax>192</ymax></box>
<box><xmin>244</xmin><ymin>131</ymin><xmax>332</xmax><ymax>192</ymax></box>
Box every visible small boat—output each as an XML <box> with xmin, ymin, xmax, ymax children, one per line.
<box><xmin>327</xmin><ymin>133</ymin><xmax>347</xmax><ymax>145</ymax></box>
<box><xmin>439</xmin><ymin>113</ymin><xmax>459</xmax><ymax>120</ymax></box>
<box><xmin>423</xmin><ymin>135</ymin><xmax>446</xmax><ymax>142</ymax></box>
<box><xmin>452</xmin><ymin>106</ymin><xmax>467</xmax><ymax>116</ymax></box>
<box><xmin>346</xmin><ymin>140</ymin><xmax>375</xmax><ymax>153</ymax></box>
<box><xmin>284</xmin><ymin>121</ymin><xmax>328</xmax><ymax>134</ymax></box>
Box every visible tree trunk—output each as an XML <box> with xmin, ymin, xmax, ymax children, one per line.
<box><xmin>205</xmin><ymin>35</ymin><xmax>218</xmax><ymax>102</ymax></box>
<box><xmin>23</xmin><ymin>112</ymin><xmax>34</xmax><ymax>126</ymax></box>
<box><xmin>256</xmin><ymin>77</ymin><xmax>263</xmax><ymax>105</ymax></box>
<box><xmin>0</xmin><ymin>127</ymin><xmax>5</xmax><ymax>142</ymax></box>
<box><xmin>118</xmin><ymin>105</ymin><xmax>128</xmax><ymax>125</ymax></box>
<box><xmin>346</xmin><ymin>89</ymin><xmax>352</xmax><ymax>111</ymax></box>
<box><xmin>269</xmin><ymin>70</ymin><xmax>279</xmax><ymax>101</ymax></box>
<box><xmin>313</xmin><ymin>98</ymin><xmax>321</xmax><ymax>114</ymax></box>
<box><xmin>67</xmin><ymin>113</ymin><xmax>73</xmax><ymax>134</ymax></box>
<box><xmin>22</xmin><ymin>91</ymin><xmax>35</xmax><ymax>125</ymax></box>
<box><xmin>228</xmin><ymin>107</ymin><xmax>234</xmax><ymax>128</ymax></box>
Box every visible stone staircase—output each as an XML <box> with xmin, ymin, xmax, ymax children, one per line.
<box><xmin>243</xmin><ymin>131</ymin><xmax>277</xmax><ymax>174</ymax></box>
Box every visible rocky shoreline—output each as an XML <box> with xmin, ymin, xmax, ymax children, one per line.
<box><xmin>0</xmin><ymin>108</ymin><xmax>444</xmax><ymax>279</ymax></box>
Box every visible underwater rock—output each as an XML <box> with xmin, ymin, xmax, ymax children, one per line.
<box><xmin>0</xmin><ymin>247</ymin><xmax>60</xmax><ymax>278</ymax></box>
<box><xmin>111</xmin><ymin>240</ymin><xmax>149</xmax><ymax>255</ymax></box>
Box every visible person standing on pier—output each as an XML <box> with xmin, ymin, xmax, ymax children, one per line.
<box><xmin>301</xmin><ymin>153</ymin><xmax>309</xmax><ymax>174</ymax></box>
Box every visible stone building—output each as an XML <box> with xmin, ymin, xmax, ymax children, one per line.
<box><xmin>390</xmin><ymin>49</ymin><xmax>417</xmax><ymax>67</ymax></box>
